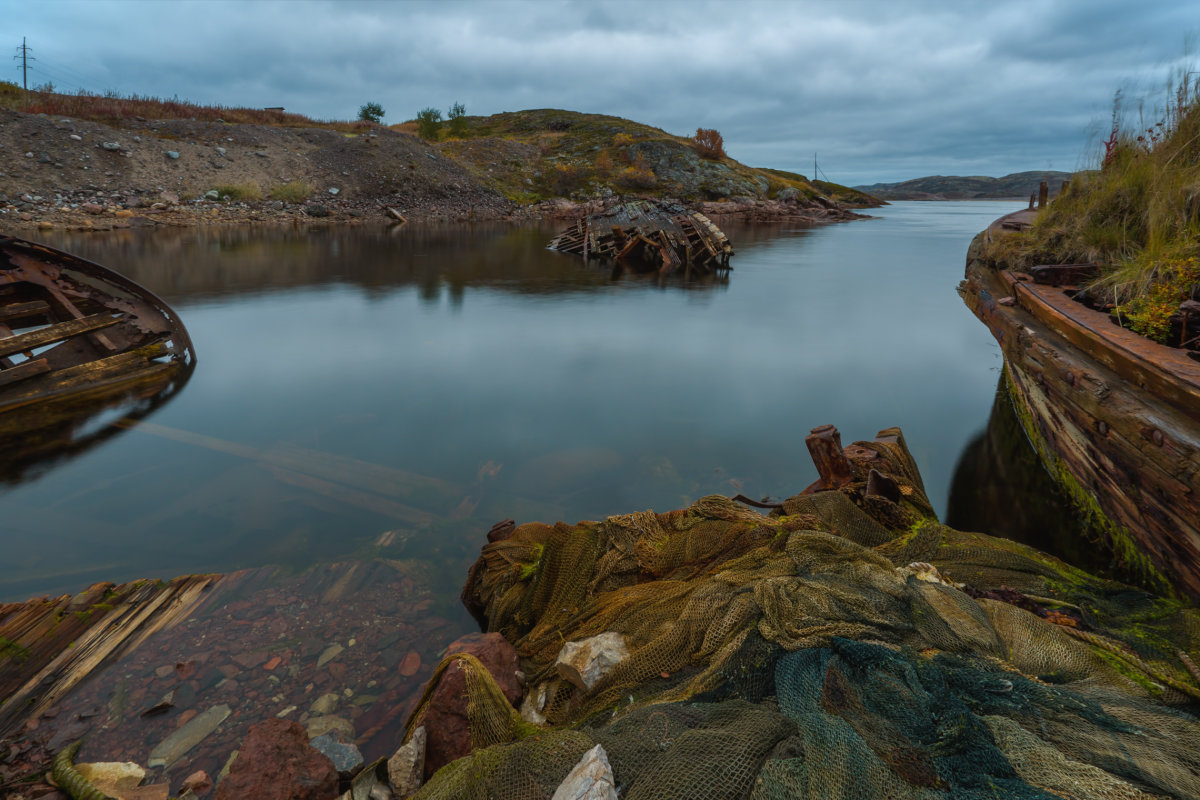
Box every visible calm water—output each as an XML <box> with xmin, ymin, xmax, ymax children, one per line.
<box><xmin>1</xmin><ymin>201</ymin><xmax>1021</xmax><ymax>601</ymax></box>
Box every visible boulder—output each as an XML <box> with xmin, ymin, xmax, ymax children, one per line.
<box><xmin>214</xmin><ymin>718</ymin><xmax>337</xmax><ymax>800</ymax></box>
<box><xmin>419</xmin><ymin>633</ymin><xmax>522</xmax><ymax>777</ymax></box>
<box><xmin>387</xmin><ymin>725</ymin><xmax>425</xmax><ymax>797</ymax></box>
<box><xmin>556</xmin><ymin>633</ymin><xmax>629</xmax><ymax>691</ymax></box>
<box><xmin>550</xmin><ymin>744</ymin><xmax>617</xmax><ymax>800</ymax></box>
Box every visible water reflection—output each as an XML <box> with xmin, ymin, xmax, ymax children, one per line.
<box><xmin>0</xmin><ymin>361</ymin><xmax>194</xmax><ymax>485</ymax></box>
<box><xmin>4</xmin><ymin>203</ymin><xmax>1016</xmax><ymax>602</ymax></box>
<box><xmin>945</xmin><ymin>372</ymin><xmax>1113</xmax><ymax>577</ymax></box>
<box><xmin>42</xmin><ymin>223</ymin><xmax>730</xmax><ymax>306</ymax></box>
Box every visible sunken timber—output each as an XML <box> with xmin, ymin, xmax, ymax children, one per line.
<box><xmin>0</xmin><ymin>236</ymin><xmax>195</xmax><ymax>476</ymax></box>
<box><xmin>548</xmin><ymin>199</ymin><xmax>733</xmax><ymax>274</ymax></box>
<box><xmin>960</xmin><ymin>209</ymin><xmax>1200</xmax><ymax>602</ymax></box>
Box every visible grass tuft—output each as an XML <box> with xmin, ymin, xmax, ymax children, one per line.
<box><xmin>268</xmin><ymin>181</ymin><xmax>313</xmax><ymax>203</ymax></box>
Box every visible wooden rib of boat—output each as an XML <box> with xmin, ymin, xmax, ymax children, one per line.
<box><xmin>960</xmin><ymin>210</ymin><xmax>1200</xmax><ymax>601</ymax></box>
<box><xmin>0</xmin><ymin>236</ymin><xmax>196</xmax><ymax>478</ymax></box>
<box><xmin>548</xmin><ymin>199</ymin><xmax>733</xmax><ymax>274</ymax></box>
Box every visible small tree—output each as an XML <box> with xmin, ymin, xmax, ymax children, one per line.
<box><xmin>358</xmin><ymin>102</ymin><xmax>385</xmax><ymax>124</ymax></box>
<box><xmin>692</xmin><ymin>128</ymin><xmax>726</xmax><ymax>160</ymax></box>
<box><xmin>416</xmin><ymin>107</ymin><xmax>443</xmax><ymax>140</ymax></box>
<box><xmin>447</xmin><ymin>102</ymin><xmax>467</xmax><ymax>137</ymax></box>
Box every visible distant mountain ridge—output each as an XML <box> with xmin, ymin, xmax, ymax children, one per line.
<box><xmin>854</xmin><ymin>171</ymin><xmax>1075</xmax><ymax>200</ymax></box>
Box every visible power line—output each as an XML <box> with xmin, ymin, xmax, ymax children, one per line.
<box><xmin>13</xmin><ymin>36</ymin><xmax>34</xmax><ymax>91</ymax></box>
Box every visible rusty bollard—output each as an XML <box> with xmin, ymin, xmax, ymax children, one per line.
<box><xmin>805</xmin><ymin>424</ymin><xmax>854</xmax><ymax>490</ymax></box>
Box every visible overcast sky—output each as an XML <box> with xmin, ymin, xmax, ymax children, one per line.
<box><xmin>5</xmin><ymin>0</ymin><xmax>1197</xmax><ymax>184</ymax></box>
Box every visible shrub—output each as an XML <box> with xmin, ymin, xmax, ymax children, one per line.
<box><xmin>211</xmin><ymin>183</ymin><xmax>262</xmax><ymax>202</ymax></box>
<box><xmin>617</xmin><ymin>155</ymin><xmax>657</xmax><ymax>190</ymax></box>
<box><xmin>693</xmin><ymin>128</ymin><xmax>726</xmax><ymax>159</ymax></box>
<box><xmin>447</xmin><ymin>102</ymin><xmax>467</xmax><ymax>137</ymax></box>
<box><xmin>594</xmin><ymin>150</ymin><xmax>614</xmax><ymax>175</ymax></box>
<box><xmin>548</xmin><ymin>162</ymin><xmax>584</xmax><ymax>195</ymax></box>
<box><xmin>268</xmin><ymin>181</ymin><xmax>312</xmax><ymax>203</ymax></box>
<box><xmin>416</xmin><ymin>107</ymin><xmax>442</xmax><ymax>140</ymax></box>
<box><xmin>358</xmin><ymin>102</ymin><xmax>385</xmax><ymax>124</ymax></box>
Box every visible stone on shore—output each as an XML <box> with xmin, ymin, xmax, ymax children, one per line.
<box><xmin>387</xmin><ymin>725</ymin><xmax>426</xmax><ymax>797</ymax></box>
<box><xmin>214</xmin><ymin>718</ymin><xmax>337</xmax><ymax>800</ymax></box>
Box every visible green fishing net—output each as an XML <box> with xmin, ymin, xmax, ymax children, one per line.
<box><xmin>408</xmin><ymin>448</ymin><xmax>1200</xmax><ymax>800</ymax></box>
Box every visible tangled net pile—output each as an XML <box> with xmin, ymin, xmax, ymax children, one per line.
<box><xmin>406</xmin><ymin>429</ymin><xmax>1200</xmax><ymax>800</ymax></box>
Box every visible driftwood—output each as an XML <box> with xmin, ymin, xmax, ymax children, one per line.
<box><xmin>548</xmin><ymin>199</ymin><xmax>732</xmax><ymax>275</ymax></box>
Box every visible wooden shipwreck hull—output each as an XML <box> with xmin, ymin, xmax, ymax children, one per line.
<box><xmin>548</xmin><ymin>199</ymin><xmax>733</xmax><ymax>275</ymax></box>
<box><xmin>960</xmin><ymin>210</ymin><xmax>1200</xmax><ymax>601</ymax></box>
<box><xmin>0</xmin><ymin>236</ymin><xmax>195</xmax><ymax>479</ymax></box>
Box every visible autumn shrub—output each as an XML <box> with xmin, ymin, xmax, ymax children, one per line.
<box><xmin>548</xmin><ymin>162</ymin><xmax>585</xmax><ymax>195</ymax></box>
<box><xmin>268</xmin><ymin>181</ymin><xmax>312</xmax><ymax>203</ymax></box>
<box><xmin>693</xmin><ymin>128</ymin><xmax>726</xmax><ymax>159</ymax></box>
<box><xmin>616</xmin><ymin>154</ymin><xmax>657</xmax><ymax>190</ymax></box>
<box><xmin>594</xmin><ymin>150</ymin><xmax>614</xmax><ymax>175</ymax></box>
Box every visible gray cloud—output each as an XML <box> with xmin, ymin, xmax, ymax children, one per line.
<box><xmin>7</xmin><ymin>0</ymin><xmax>1196</xmax><ymax>183</ymax></box>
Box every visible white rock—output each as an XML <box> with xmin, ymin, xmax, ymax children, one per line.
<box><xmin>387</xmin><ymin>725</ymin><xmax>426</xmax><ymax>797</ymax></box>
<box><xmin>556</xmin><ymin>632</ymin><xmax>629</xmax><ymax>691</ymax></box>
<box><xmin>69</xmin><ymin>134</ymin><xmax>82</xmax><ymax>141</ymax></box>
<box><xmin>520</xmin><ymin>682</ymin><xmax>551</xmax><ymax>725</ymax></box>
<box><xmin>328</xmin><ymin>187</ymin><xmax>340</xmax><ymax>195</ymax></box>
<box><xmin>550</xmin><ymin>744</ymin><xmax>616</xmax><ymax>800</ymax></box>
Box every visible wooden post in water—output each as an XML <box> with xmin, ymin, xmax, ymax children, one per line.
<box><xmin>1028</xmin><ymin>193</ymin><xmax>1035</xmax><ymax>210</ymax></box>
<box><xmin>1037</xmin><ymin>181</ymin><xmax>1049</xmax><ymax>208</ymax></box>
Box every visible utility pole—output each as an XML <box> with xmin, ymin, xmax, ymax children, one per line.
<box><xmin>13</xmin><ymin>37</ymin><xmax>33</xmax><ymax>91</ymax></box>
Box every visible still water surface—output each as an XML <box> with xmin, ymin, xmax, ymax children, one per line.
<box><xmin>1</xmin><ymin>201</ymin><xmax>1023</xmax><ymax>601</ymax></box>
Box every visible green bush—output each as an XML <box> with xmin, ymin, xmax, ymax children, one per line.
<box><xmin>268</xmin><ymin>181</ymin><xmax>312</xmax><ymax>203</ymax></box>
<box><xmin>447</xmin><ymin>102</ymin><xmax>467</xmax><ymax>137</ymax></box>
<box><xmin>212</xmin><ymin>183</ymin><xmax>262</xmax><ymax>202</ymax></box>
<box><xmin>358</xmin><ymin>102</ymin><xmax>385</xmax><ymax>124</ymax></box>
<box><xmin>416</xmin><ymin>107</ymin><xmax>442</xmax><ymax>140</ymax></box>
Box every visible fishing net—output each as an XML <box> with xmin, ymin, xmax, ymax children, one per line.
<box><xmin>409</xmin><ymin>439</ymin><xmax>1200</xmax><ymax>800</ymax></box>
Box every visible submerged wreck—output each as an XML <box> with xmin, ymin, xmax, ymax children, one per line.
<box><xmin>960</xmin><ymin>210</ymin><xmax>1200</xmax><ymax>601</ymax></box>
<box><xmin>548</xmin><ymin>199</ymin><xmax>733</xmax><ymax>275</ymax></box>
<box><xmin>0</xmin><ymin>236</ymin><xmax>195</xmax><ymax>478</ymax></box>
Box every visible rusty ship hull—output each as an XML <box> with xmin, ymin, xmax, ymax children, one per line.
<box><xmin>959</xmin><ymin>210</ymin><xmax>1200</xmax><ymax>601</ymax></box>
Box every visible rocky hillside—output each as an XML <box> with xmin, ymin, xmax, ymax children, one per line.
<box><xmin>0</xmin><ymin>90</ymin><xmax>879</xmax><ymax>231</ymax></box>
<box><xmin>420</xmin><ymin>108</ymin><xmax>880</xmax><ymax>208</ymax></box>
<box><xmin>855</xmin><ymin>170</ymin><xmax>1075</xmax><ymax>200</ymax></box>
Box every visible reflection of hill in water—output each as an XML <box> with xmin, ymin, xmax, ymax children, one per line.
<box><xmin>41</xmin><ymin>223</ymin><xmax>733</xmax><ymax>304</ymax></box>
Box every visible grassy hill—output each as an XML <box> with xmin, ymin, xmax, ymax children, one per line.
<box><xmin>856</xmin><ymin>171</ymin><xmax>1075</xmax><ymax>200</ymax></box>
<box><xmin>398</xmin><ymin>108</ymin><xmax>880</xmax><ymax>207</ymax></box>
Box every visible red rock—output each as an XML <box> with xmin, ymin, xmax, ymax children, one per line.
<box><xmin>263</xmin><ymin>656</ymin><xmax>282</xmax><ymax>671</ymax></box>
<box><xmin>214</xmin><ymin>719</ymin><xmax>337</xmax><ymax>800</ymax></box>
<box><xmin>419</xmin><ymin>633</ymin><xmax>522</xmax><ymax>778</ymax></box>
<box><xmin>398</xmin><ymin>651</ymin><xmax>421</xmax><ymax>677</ymax></box>
<box><xmin>181</xmin><ymin>770</ymin><xmax>213</xmax><ymax>795</ymax></box>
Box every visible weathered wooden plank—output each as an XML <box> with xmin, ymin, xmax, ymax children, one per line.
<box><xmin>0</xmin><ymin>312</ymin><xmax>122</xmax><ymax>358</ymax></box>
<box><xmin>263</xmin><ymin>465</ymin><xmax>436</xmax><ymax>525</ymax></box>
<box><xmin>1008</xmin><ymin>274</ymin><xmax>1200</xmax><ymax>419</ymax></box>
<box><xmin>0</xmin><ymin>299</ymin><xmax>50</xmax><ymax>323</ymax></box>
<box><xmin>0</xmin><ymin>357</ymin><xmax>49</xmax><ymax>387</ymax></box>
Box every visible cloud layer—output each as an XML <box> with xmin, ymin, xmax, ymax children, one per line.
<box><xmin>8</xmin><ymin>0</ymin><xmax>1196</xmax><ymax>183</ymax></box>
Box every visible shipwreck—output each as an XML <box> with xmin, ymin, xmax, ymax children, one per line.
<box><xmin>960</xmin><ymin>209</ymin><xmax>1200</xmax><ymax>601</ymax></box>
<box><xmin>548</xmin><ymin>199</ymin><xmax>733</xmax><ymax>275</ymax></box>
<box><xmin>0</xmin><ymin>236</ymin><xmax>196</xmax><ymax>479</ymax></box>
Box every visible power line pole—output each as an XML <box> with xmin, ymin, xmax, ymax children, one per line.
<box><xmin>13</xmin><ymin>37</ymin><xmax>34</xmax><ymax>91</ymax></box>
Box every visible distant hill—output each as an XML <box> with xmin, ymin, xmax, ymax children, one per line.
<box><xmin>854</xmin><ymin>171</ymin><xmax>1076</xmax><ymax>200</ymax></box>
<box><xmin>399</xmin><ymin>108</ymin><xmax>882</xmax><ymax>207</ymax></box>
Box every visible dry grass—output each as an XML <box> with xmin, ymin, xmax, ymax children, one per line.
<box><xmin>268</xmin><ymin>181</ymin><xmax>313</xmax><ymax>203</ymax></box>
<box><xmin>986</xmin><ymin>66</ymin><xmax>1200</xmax><ymax>341</ymax></box>
<box><xmin>0</xmin><ymin>81</ymin><xmax>370</xmax><ymax>133</ymax></box>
